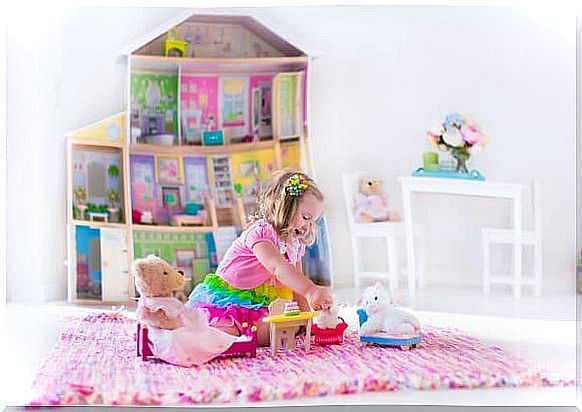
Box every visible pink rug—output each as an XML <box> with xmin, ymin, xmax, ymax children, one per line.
<box><xmin>29</xmin><ymin>312</ymin><xmax>573</xmax><ymax>406</ymax></box>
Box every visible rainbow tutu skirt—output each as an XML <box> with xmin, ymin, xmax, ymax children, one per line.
<box><xmin>185</xmin><ymin>273</ymin><xmax>293</xmax><ymax>329</ymax></box>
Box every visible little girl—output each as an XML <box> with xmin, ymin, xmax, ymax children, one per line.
<box><xmin>186</xmin><ymin>170</ymin><xmax>333</xmax><ymax>346</ymax></box>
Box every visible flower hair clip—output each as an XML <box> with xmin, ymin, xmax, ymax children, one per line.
<box><xmin>285</xmin><ymin>174</ymin><xmax>308</xmax><ymax>197</ymax></box>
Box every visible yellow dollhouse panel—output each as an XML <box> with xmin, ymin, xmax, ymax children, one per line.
<box><xmin>230</xmin><ymin>148</ymin><xmax>276</xmax><ymax>187</ymax></box>
<box><xmin>69</xmin><ymin>112</ymin><xmax>126</xmax><ymax>144</ymax></box>
<box><xmin>280</xmin><ymin>142</ymin><xmax>301</xmax><ymax>170</ymax></box>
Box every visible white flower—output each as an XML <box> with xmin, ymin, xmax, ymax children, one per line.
<box><xmin>443</xmin><ymin>127</ymin><xmax>463</xmax><ymax>146</ymax></box>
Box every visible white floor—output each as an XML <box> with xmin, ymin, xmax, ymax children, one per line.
<box><xmin>336</xmin><ymin>284</ymin><xmax>577</xmax><ymax>321</ymax></box>
<box><xmin>3</xmin><ymin>287</ymin><xmax>579</xmax><ymax>408</ymax></box>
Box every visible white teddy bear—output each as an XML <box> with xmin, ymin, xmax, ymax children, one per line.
<box><xmin>359</xmin><ymin>282</ymin><xmax>421</xmax><ymax>336</ymax></box>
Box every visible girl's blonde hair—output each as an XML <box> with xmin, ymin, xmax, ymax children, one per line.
<box><xmin>251</xmin><ymin>170</ymin><xmax>324</xmax><ymax>245</ymax></box>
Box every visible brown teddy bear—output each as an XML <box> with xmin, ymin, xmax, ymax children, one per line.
<box><xmin>133</xmin><ymin>255</ymin><xmax>186</xmax><ymax>330</ymax></box>
<box><xmin>354</xmin><ymin>178</ymin><xmax>401</xmax><ymax>223</ymax></box>
<box><xmin>132</xmin><ymin>254</ymin><xmax>239</xmax><ymax>366</ymax></box>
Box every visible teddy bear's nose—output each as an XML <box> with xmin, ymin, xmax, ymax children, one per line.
<box><xmin>177</xmin><ymin>270</ymin><xmax>184</xmax><ymax>277</ymax></box>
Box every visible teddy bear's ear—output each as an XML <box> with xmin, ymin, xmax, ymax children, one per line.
<box><xmin>132</xmin><ymin>259</ymin><xmax>148</xmax><ymax>278</ymax></box>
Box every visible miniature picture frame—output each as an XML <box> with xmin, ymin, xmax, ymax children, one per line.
<box><xmin>156</xmin><ymin>155</ymin><xmax>184</xmax><ymax>184</ymax></box>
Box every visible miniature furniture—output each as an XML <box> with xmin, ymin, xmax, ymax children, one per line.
<box><xmin>398</xmin><ymin>176</ymin><xmax>526</xmax><ymax>296</ymax></box>
<box><xmin>88</xmin><ymin>212</ymin><xmax>109</xmax><ymax>223</ymax></box>
<box><xmin>171</xmin><ymin>214</ymin><xmax>204</xmax><ymax>226</ymax></box>
<box><xmin>136</xmin><ymin>320</ymin><xmax>258</xmax><ymax>362</ymax></box>
<box><xmin>163</xmin><ymin>28</ymin><xmax>188</xmax><ymax>57</ymax></box>
<box><xmin>262</xmin><ymin>299</ymin><xmax>319</xmax><ymax>356</ymax></box>
<box><xmin>342</xmin><ymin>171</ymin><xmax>422</xmax><ymax>291</ymax></box>
<box><xmin>311</xmin><ymin>318</ymin><xmax>348</xmax><ymax>345</ymax></box>
<box><xmin>482</xmin><ymin>180</ymin><xmax>542</xmax><ymax>298</ymax></box>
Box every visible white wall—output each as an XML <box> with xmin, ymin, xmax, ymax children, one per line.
<box><xmin>577</xmin><ymin>16</ymin><xmax>582</xmax><ymax>253</ymax></box>
<box><xmin>272</xmin><ymin>6</ymin><xmax>576</xmax><ymax>294</ymax></box>
<box><xmin>6</xmin><ymin>7</ymin><xmax>189</xmax><ymax>301</ymax></box>
<box><xmin>6</xmin><ymin>6</ymin><xmax>576</xmax><ymax>302</ymax></box>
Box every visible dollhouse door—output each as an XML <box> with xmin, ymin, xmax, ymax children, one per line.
<box><xmin>272</xmin><ymin>72</ymin><xmax>304</xmax><ymax>141</ymax></box>
<box><xmin>100</xmin><ymin>228</ymin><xmax>129</xmax><ymax>302</ymax></box>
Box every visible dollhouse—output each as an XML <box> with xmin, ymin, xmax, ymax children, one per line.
<box><xmin>66</xmin><ymin>13</ymin><xmax>332</xmax><ymax>305</ymax></box>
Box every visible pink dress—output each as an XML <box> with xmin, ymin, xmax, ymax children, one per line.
<box><xmin>138</xmin><ymin>296</ymin><xmax>238</xmax><ymax>367</ymax></box>
<box><xmin>218</xmin><ymin>219</ymin><xmax>306</xmax><ymax>288</ymax></box>
<box><xmin>186</xmin><ymin>219</ymin><xmax>306</xmax><ymax>330</ymax></box>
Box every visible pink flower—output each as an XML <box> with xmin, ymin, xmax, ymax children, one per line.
<box><xmin>426</xmin><ymin>132</ymin><xmax>440</xmax><ymax>148</ymax></box>
<box><xmin>460</xmin><ymin>124</ymin><xmax>482</xmax><ymax>145</ymax></box>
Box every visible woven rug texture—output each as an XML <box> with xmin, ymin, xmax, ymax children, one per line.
<box><xmin>29</xmin><ymin>312</ymin><xmax>573</xmax><ymax>406</ymax></box>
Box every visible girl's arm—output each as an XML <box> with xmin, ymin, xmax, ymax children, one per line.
<box><xmin>294</xmin><ymin>262</ymin><xmax>311</xmax><ymax>311</ymax></box>
<box><xmin>252</xmin><ymin>241</ymin><xmax>331</xmax><ymax>310</ymax></box>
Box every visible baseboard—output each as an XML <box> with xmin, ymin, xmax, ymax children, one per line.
<box><xmin>9</xmin><ymin>278</ymin><xmax>67</xmax><ymax>303</ymax></box>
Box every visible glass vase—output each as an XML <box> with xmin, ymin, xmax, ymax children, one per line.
<box><xmin>451</xmin><ymin>149</ymin><xmax>470</xmax><ymax>174</ymax></box>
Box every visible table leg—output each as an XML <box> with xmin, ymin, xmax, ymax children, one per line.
<box><xmin>305</xmin><ymin>320</ymin><xmax>311</xmax><ymax>353</ymax></box>
<box><xmin>401</xmin><ymin>186</ymin><xmax>416</xmax><ymax>295</ymax></box>
<box><xmin>387</xmin><ymin>234</ymin><xmax>398</xmax><ymax>293</ymax></box>
<box><xmin>270</xmin><ymin>325</ymin><xmax>277</xmax><ymax>356</ymax></box>
<box><xmin>513</xmin><ymin>193</ymin><xmax>523</xmax><ymax>299</ymax></box>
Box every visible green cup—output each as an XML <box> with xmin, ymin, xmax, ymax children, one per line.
<box><xmin>423</xmin><ymin>152</ymin><xmax>439</xmax><ymax>170</ymax></box>
<box><xmin>425</xmin><ymin>163</ymin><xmax>442</xmax><ymax>172</ymax></box>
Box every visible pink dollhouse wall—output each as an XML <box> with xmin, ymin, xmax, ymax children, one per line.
<box><xmin>180</xmin><ymin>76</ymin><xmax>219</xmax><ymax>132</ymax></box>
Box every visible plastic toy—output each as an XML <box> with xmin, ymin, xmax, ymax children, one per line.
<box><xmin>203</xmin><ymin>130</ymin><xmax>224</xmax><ymax>146</ymax></box>
<box><xmin>310</xmin><ymin>303</ymin><xmax>348</xmax><ymax>345</ymax></box>
<box><xmin>283</xmin><ymin>301</ymin><xmax>300</xmax><ymax>316</ymax></box>
<box><xmin>262</xmin><ymin>298</ymin><xmax>319</xmax><ymax>356</ymax></box>
<box><xmin>311</xmin><ymin>317</ymin><xmax>348</xmax><ymax>345</ymax></box>
<box><xmin>163</xmin><ymin>28</ymin><xmax>188</xmax><ymax>57</ymax></box>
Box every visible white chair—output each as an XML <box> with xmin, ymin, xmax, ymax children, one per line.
<box><xmin>341</xmin><ymin>171</ymin><xmax>422</xmax><ymax>292</ymax></box>
<box><xmin>482</xmin><ymin>180</ymin><xmax>542</xmax><ymax>298</ymax></box>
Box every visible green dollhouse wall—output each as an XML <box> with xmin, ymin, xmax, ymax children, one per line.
<box><xmin>130</xmin><ymin>73</ymin><xmax>179</xmax><ymax>143</ymax></box>
<box><xmin>133</xmin><ymin>231</ymin><xmax>217</xmax><ymax>285</ymax></box>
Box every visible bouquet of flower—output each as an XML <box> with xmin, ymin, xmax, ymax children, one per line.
<box><xmin>426</xmin><ymin>113</ymin><xmax>488</xmax><ymax>173</ymax></box>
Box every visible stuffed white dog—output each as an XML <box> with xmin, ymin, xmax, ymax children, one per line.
<box><xmin>359</xmin><ymin>282</ymin><xmax>421</xmax><ymax>336</ymax></box>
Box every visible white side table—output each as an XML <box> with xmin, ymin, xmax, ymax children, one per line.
<box><xmin>398</xmin><ymin>177</ymin><xmax>525</xmax><ymax>298</ymax></box>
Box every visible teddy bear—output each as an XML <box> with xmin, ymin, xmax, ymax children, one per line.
<box><xmin>132</xmin><ymin>255</ymin><xmax>238</xmax><ymax>366</ymax></box>
<box><xmin>359</xmin><ymin>282</ymin><xmax>421</xmax><ymax>336</ymax></box>
<box><xmin>133</xmin><ymin>255</ymin><xmax>188</xmax><ymax>330</ymax></box>
<box><xmin>354</xmin><ymin>178</ymin><xmax>401</xmax><ymax>223</ymax></box>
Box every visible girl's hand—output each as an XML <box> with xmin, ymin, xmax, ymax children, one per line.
<box><xmin>306</xmin><ymin>285</ymin><xmax>333</xmax><ymax>311</ymax></box>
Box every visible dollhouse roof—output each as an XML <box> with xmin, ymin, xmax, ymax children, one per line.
<box><xmin>122</xmin><ymin>9</ymin><xmax>316</xmax><ymax>59</ymax></box>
